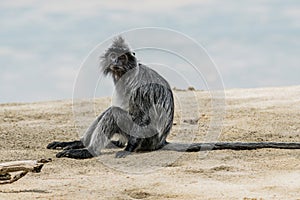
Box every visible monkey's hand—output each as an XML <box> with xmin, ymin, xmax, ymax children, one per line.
<box><xmin>115</xmin><ymin>150</ymin><xmax>131</xmax><ymax>158</ymax></box>
<box><xmin>56</xmin><ymin>149</ymin><xmax>93</xmax><ymax>159</ymax></box>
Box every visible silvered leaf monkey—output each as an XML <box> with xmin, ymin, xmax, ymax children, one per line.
<box><xmin>47</xmin><ymin>37</ymin><xmax>174</xmax><ymax>159</ymax></box>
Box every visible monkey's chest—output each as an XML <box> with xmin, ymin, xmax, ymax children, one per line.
<box><xmin>112</xmin><ymin>90</ymin><xmax>130</xmax><ymax>111</ymax></box>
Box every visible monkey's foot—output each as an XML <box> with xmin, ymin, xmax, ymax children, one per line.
<box><xmin>115</xmin><ymin>150</ymin><xmax>131</xmax><ymax>158</ymax></box>
<box><xmin>47</xmin><ymin>141</ymin><xmax>84</xmax><ymax>150</ymax></box>
<box><xmin>47</xmin><ymin>141</ymin><xmax>64</xmax><ymax>149</ymax></box>
<box><xmin>56</xmin><ymin>149</ymin><xmax>93</xmax><ymax>159</ymax></box>
<box><xmin>63</xmin><ymin>141</ymin><xmax>85</xmax><ymax>150</ymax></box>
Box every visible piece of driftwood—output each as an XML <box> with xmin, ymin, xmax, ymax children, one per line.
<box><xmin>0</xmin><ymin>158</ymin><xmax>51</xmax><ymax>184</ymax></box>
<box><xmin>163</xmin><ymin>142</ymin><xmax>300</xmax><ymax>152</ymax></box>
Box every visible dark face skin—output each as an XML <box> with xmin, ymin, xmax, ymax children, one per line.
<box><xmin>104</xmin><ymin>51</ymin><xmax>137</xmax><ymax>83</ymax></box>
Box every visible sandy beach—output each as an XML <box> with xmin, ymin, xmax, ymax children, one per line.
<box><xmin>0</xmin><ymin>86</ymin><xmax>299</xmax><ymax>200</ymax></box>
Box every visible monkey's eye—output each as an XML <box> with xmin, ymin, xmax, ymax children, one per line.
<box><xmin>132</xmin><ymin>52</ymin><xmax>135</xmax><ymax>56</ymax></box>
<box><xmin>118</xmin><ymin>54</ymin><xmax>128</xmax><ymax>64</ymax></box>
<box><xmin>108</xmin><ymin>52</ymin><xmax>118</xmax><ymax>61</ymax></box>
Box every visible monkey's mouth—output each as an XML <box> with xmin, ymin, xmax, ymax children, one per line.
<box><xmin>109</xmin><ymin>65</ymin><xmax>124</xmax><ymax>72</ymax></box>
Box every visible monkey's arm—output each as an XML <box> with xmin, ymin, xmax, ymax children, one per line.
<box><xmin>52</xmin><ymin>107</ymin><xmax>130</xmax><ymax>159</ymax></box>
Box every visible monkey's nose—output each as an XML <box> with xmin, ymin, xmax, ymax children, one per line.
<box><xmin>111</xmin><ymin>59</ymin><xmax>118</xmax><ymax>65</ymax></box>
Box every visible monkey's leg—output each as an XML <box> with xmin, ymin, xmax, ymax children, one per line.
<box><xmin>47</xmin><ymin>108</ymin><xmax>111</xmax><ymax>151</ymax></box>
<box><xmin>80</xmin><ymin>106</ymin><xmax>147</xmax><ymax>158</ymax></box>
<box><xmin>57</xmin><ymin>107</ymin><xmax>126</xmax><ymax>159</ymax></box>
<box><xmin>85</xmin><ymin>107</ymin><xmax>131</xmax><ymax>156</ymax></box>
<box><xmin>79</xmin><ymin>109</ymin><xmax>109</xmax><ymax>147</ymax></box>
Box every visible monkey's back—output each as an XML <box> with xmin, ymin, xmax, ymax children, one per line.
<box><xmin>112</xmin><ymin>64</ymin><xmax>174</xmax><ymax>149</ymax></box>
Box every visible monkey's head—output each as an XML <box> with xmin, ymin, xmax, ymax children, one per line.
<box><xmin>100</xmin><ymin>36</ymin><xmax>137</xmax><ymax>82</ymax></box>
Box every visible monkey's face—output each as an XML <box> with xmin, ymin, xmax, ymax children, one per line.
<box><xmin>101</xmin><ymin>36</ymin><xmax>138</xmax><ymax>82</ymax></box>
<box><xmin>106</xmin><ymin>51</ymin><xmax>136</xmax><ymax>74</ymax></box>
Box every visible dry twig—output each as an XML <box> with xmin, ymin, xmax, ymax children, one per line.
<box><xmin>0</xmin><ymin>158</ymin><xmax>51</xmax><ymax>184</ymax></box>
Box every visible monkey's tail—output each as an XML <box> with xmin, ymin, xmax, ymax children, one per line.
<box><xmin>162</xmin><ymin>142</ymin><xmax>300</xmax><ymax>152</ymax></box>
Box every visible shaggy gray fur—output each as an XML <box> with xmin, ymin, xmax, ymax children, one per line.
<box><xmin>81</xmin><ymin>36</ymin><xmax>174</xmax><ymax>158</ymax></box>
